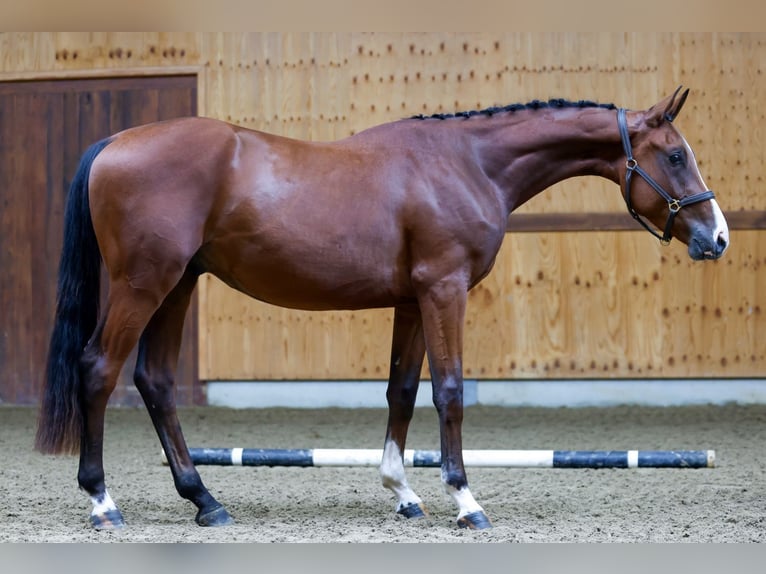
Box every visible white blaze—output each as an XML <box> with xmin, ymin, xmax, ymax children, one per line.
<box><xmin>682</xmin><ymin>133</ymin><xmax>729</xmax><ymax>254</ymax></box>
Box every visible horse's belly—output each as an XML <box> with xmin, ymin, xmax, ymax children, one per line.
<box><xmin>198</xmin><ymin>243</ymin><xmax>410</xmax><ymax>311</ymax></box>
<box><xmin>223</xmin><ymin>271</ymin><xmax>404</xmax><ymax>311</ymax></box>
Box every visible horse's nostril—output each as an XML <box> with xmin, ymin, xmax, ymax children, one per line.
<box><xmin>717</xmin><ymin>233</ymin><xmax>728</xmax><ymax>249</ymax></box>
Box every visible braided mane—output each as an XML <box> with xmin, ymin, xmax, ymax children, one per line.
<box><xmin>410</xmin><ymin>98</ymin><xmax>616</xmax><ymax>120</ymax></box>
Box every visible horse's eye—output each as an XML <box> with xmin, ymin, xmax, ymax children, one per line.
<box><xmin>668</xmin><ymin>152</ymin><xmax>684</xmax><ymax>166</ymax></box>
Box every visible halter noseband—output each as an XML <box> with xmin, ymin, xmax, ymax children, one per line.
<box><xmin>617</xmin><ymin>108</ymin><xmax>716</xmax><ymax>245</ymax></box>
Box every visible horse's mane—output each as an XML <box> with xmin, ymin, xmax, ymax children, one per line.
<box><xmin>409</xmin><ymin>98</ymin><xmax>617</xmax><ymax>120</ymax></box>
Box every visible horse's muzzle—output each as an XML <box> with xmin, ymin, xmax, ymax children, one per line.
<box><xmin>689</xmin><ymin>229</ymin><xmax>729</xmax><ymax>260</ymax></box>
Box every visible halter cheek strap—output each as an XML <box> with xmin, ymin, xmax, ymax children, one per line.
<box><xmin>617</xmin><ymin>108</ymin><xmax>716</xmax><ymax>245</ymax></box>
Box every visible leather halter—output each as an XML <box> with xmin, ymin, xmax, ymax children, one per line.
<box><xmin>617</xmin><ymin>108</ymin><xmax>716</xmax><ymax>245</ymax></box>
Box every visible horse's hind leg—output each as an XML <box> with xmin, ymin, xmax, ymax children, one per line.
<box><xmin>133</xmin><ymin>267</ymin><xmax>232</xmax><ymax>527</ymax></box>
<box><xmin>78</xmin><ymin>280</ymin><xmax>164</xmax><ymax>529</ymax></box>
<box><xmin>380</xmin><ymin>304</ymin><xmax>428</xmax><ymax>519</ymax></box>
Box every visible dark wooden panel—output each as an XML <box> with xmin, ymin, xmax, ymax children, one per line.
<box><xmin>0</xmin><ymin>75</ymin><xmax>198</xmax><ymax>405</ymax></box>
<box><xmin>724</xmin><ymin>210</ymin><xmax>766</xmax><ymax>230</ymax></box>
<box><xmin>0</xmin><ymin>92</ymin><xmax>62</xmax><ymax>405</ymax></box>
<box><xmin>506</xmin><ymin>210</ymin><xmax>766</xmax><ymax>232</ymax></box>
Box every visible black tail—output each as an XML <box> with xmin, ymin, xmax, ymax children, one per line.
<box><xmin>35</xmin><ymin>138</ymin><xmax>113</xmax><ymax>455</ymax></box>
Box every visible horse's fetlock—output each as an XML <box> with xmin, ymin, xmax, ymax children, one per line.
<box><xmin>174</xmin><ymin>471</ymin><xmax>205</xmax><ymax>501</ymax></box>
<box><xmin>78</xmin><ymin>467</ymin><xmax>105</xmax><ymax>495</ymax></box>
<box><xmin>442</xmin><ymin>469</ymin><xmax>468</xmax><ymax>491</ymax></box>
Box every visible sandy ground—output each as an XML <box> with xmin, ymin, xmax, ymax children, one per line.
<box><xmin>1</xmin><ymin>402</ymin><xmax>765</xmax><ymax>542</ymax></box>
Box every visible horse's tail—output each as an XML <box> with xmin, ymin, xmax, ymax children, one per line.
<box><xmin>35</xmin><ymin>138</ymin><xmax>113</xmax><ymax>455</ymax></box>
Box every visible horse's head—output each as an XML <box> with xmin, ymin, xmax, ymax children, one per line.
<box><xmin>618</xmin><ymin>87</ymin><xmax>729</xmax><ymax>260</ymax></box>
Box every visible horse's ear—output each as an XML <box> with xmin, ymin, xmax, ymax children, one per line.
<box><xmin>646</xmin><ymin>86</ymin><xmax>689</xmax><ymax>127</ymax></box>
<box><xmin>665</xmin><ymin>86</ymin><xmax>689</xmax><ymax>122</ymax></box>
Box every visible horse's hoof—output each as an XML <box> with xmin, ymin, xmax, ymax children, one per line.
<box><xmin>90</xmin><ymin>509</ymin><xmax>125</xmax><ymax>530</ymax></box>
<box><xmin>397</xmin><ymin>502</ymin><xmax>428</xmax><ymax>519</ymax></box>
<box><xmin>457</xmin><ymin>510</ymin><xmax>492</xmax><ymax>530</ymax></box>
<box><xmin>195</xmin><ymin>505</ymin><xmax>234</xmax><ymax>527</ymax></box>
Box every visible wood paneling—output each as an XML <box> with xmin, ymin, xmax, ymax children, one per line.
<box><xmin>0</xmin><ymin>75</ymin><xmax>198</xmax><ymax>404</ymax></box>
<box><xmin>507</xmin><ymin>211</ymin><xmax>766</xmax><ymax>233</ymax></box>
<box><xmin>1</xmin><ymin>33</ymin><xmax>764</xmax><ymax>385</ymax></box>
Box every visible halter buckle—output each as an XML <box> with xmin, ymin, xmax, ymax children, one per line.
<box><xmin>626</xmin><ymin>158</ymin><xmax>638</xmax><ymax>170</ymax></box>
<box><xmin>668</xmin><ymin>199</ymin><xmax>681</xmax><ymax>213</ymax></box>
<box><xmin>660</xmin><ymin>237</ymin><xmax>671</xmax><ymax>246</ymax></box>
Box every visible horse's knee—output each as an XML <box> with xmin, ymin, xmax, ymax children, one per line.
<box><xmin>432</xmin><ymin>380</ymin><xmax>464</xmax><ymax>417</ymax></box>
<box><xmin>386</xmin><ymin>387</ymin><xmax>419</xmax><ymax>422</ymax></box>
<box><xmin>386</xmin><ymin>382</ymin><xmax>418</xmax><ymax>406</ymax></box>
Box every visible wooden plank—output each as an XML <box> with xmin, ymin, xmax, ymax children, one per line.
<box><xmin>508</xmin><ymin>213</ymin><xmax>641</xmax><ymax>233</ymax></box>
<box><xmin>506</xmin><ymin>211</ymin><xmax>766</xmax><ymax>232</ymax></box>
<box><xmin>724</xmin><ymin>210</ymin><xmax>766</xmax><ymax>230</ymax></box>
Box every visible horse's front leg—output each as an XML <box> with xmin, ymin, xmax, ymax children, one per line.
<box><xmin>417</xmin><ymin>276</ymin><xmax>492</xmax><ymax>530</ymax></box>
<box><xmin>381</xmin><ymin>304</ymin><xmax>428</xmax><ymax>519</ymax></box>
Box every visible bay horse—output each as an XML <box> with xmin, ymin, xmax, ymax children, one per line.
<box><xmin>35</xmin><ymin>86</ymin><xmax>729</xmax><ymax>531</ymax></box>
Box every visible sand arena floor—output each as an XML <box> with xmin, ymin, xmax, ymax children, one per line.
<box><xmin>2</xmin><ymin>403</ymin><xmax>765</xmax><ymax>542</ymax></box>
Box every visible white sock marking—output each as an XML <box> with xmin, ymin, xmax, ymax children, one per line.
<box><xmin>380</xmin><ymin>440</ymin><xmax>423</xmax><ymax>511</ymax></box>
<box><xmin>441</xmin><ymin>469</ymin><xmax>484</xmax><ymax>518</ymax></box>
<box><xmin>90</xmin><ymin>489</ymin><xmax>117</xmax><ymax>517</ymax></box>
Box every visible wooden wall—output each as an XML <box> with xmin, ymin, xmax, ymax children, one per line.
<box><xmin>2</xmin><ymin>32</ymin><xmax>764</xmax><ymax>382</ymax></box>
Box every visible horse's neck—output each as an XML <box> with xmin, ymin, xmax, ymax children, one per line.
<box><xmin>474</xmin><ymin>108</ymin><xmax>625</xmax><ymax>213</ymax></box>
